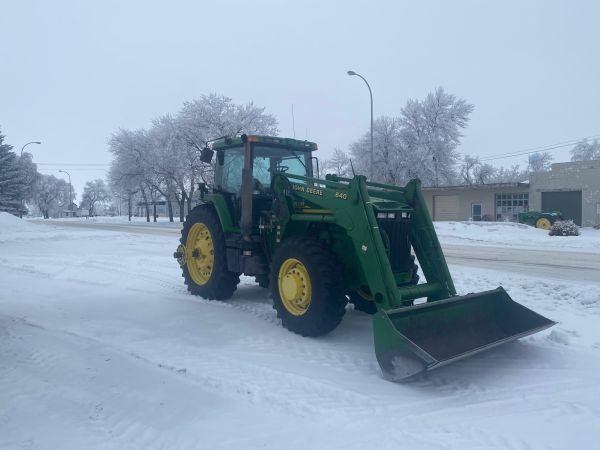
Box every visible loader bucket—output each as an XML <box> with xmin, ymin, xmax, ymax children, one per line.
<box><xmin>373</xmin><ymin>287</ymin><xmax>555</xmax><ymax>381</ymax></box>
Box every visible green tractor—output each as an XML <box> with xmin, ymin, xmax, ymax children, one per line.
<box><xmin>174</xmin><ymin>135</ymin><xmax>555</xmax><ymax>381</ymax></box>
<box><xmin>518</xmin><ymin>211</ymin><xmax>563</xmax><ymax>230</ymax></box>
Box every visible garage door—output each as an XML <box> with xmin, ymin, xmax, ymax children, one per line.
<box><xmin>541</xmin><ymin>191</ymin><xmax>582</xmax><ymax>225</ymax></box>
<box><xmin>433</xmin><ymin>195</ymin><xmax>460</xmax><ymax>221</ymax></box>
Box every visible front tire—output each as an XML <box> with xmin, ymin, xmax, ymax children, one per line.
<box><xmin>179</xmin><ymin>205</ymin><xmax>240</xmax><ymax>300</ymax></box>
<box><xmin>270</xmin><ymin>237</ymin><xmax>347</xmax><ymax>337</ymax></box>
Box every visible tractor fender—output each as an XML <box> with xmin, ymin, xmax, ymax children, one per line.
<box><xmin>201</xmin><ymin>194</ymin><xmax>239</xmax><ymax>233</ymax></box>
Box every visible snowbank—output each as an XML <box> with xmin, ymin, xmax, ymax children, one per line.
<box><xmin>0</xmin><ymin>211</ymin><xmax>36</xmax><ymax>231</ymax></box>
<box><xmin>0</xmin><ymin>212</ymin><xmax>114</xmax><ymax>243</ymax></box>
<box><xmin>48</xmin><ymin>215</ymin><xmax>179</xmax><ymax>224</ymax></box>
<box><xmin>435</xmin><ymin>220</ymin><xmax>600</xmax><ymax>253</ymax></box>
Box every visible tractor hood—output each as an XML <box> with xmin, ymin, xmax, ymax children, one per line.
<box><xmin>370</xmin><ymin>200</ymin><xmax>413</xmax><ymax>218</ymax></box>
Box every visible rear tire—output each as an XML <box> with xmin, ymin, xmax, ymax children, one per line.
<box><xmin>179</xmin><ymin>204</ymin><xmax>240</xmax><ymax>300</ymax></box>
<box><xmin>535</xmin><ymin>217</ymin><xmax>552</xmax><ymax>230</ymax></box>
<box><xmin>270</xmin><ymin>236</ymin><xmax>347</xmax><ymax>337</ymax></box>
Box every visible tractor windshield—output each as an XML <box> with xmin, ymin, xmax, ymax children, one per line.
<box><xmin>217</xmin><ymin>145</ymin><xmax>311</xmax><ymax>194</ymax></box>
<box><xmin>253</xmin><ymin>145</ymin><xmax>309</xmax><ymax>179</ymax></box>
<box><xmin>253</xmin><ymin>145</ymin><xmax>310</xmax><ymax>189</ymax></box>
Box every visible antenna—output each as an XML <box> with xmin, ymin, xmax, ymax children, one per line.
<box><xmin>291</xmin><ymin>104</ymin><xmax>296</xmax><ymax>138</ymax></box>
<box><xmin>349</xmin><ymin>159</ymin><xmax>356</xmax><ymax>176</ymax></box>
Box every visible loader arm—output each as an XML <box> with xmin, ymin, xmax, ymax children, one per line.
<box><xmin>272</xmin><ymin>172</ymin><xmax>555</xmax><ymax>381</ymax></box>
<box><xmin>273</xmin><ymin>173</ymin><xmax>456</xmax><ymax>310</ymax></box>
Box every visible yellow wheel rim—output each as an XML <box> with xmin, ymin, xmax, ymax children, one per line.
<box><xmin>536</xmin><ymin>217</ymin><xmax>551</xmax><ymax>230</ymax></box>
<box><xmin>186</xmin><ymin>222</ymin><xmax>214</xmax><ymax>285</ymax></box>
<box><xmin>278</xmin><ymin>258</ymin><xmax>312</xmax><ymax>316</ymax></box>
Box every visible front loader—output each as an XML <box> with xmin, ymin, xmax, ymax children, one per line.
<box><xmin>174</xmin><ymin>135</ymin><xmax>555</xmax><ymax>381</ymax></box>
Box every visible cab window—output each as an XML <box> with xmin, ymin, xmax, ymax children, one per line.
<box><xmin>253</xmin><ymin>145</ymin><xmax>310</xmax><ymax>186</ymax></box>
<box><xmin>220</xmin><ymin>148</ymin><xmax>244</xmax><ymax>194</ymax></box>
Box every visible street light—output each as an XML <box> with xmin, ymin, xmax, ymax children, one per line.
<box><xmin>347</xmin><ymin>70</ymin><xmax>374</xmax><ymax>179</ymax></box>
<box><xmin>58</xmin><ymin>169</ymin><xmax>73</xmax><ymax>213</ymax></box>
<box><xmin>20</xmin><ymin>141</ymin><xmax>41</xmax><ymax>158</ymax></box>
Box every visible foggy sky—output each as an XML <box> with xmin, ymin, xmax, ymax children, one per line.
<box><xmin>2</xmin><ymin>0</ymin><xmax>599</xmax><ymax>195</ymax></box>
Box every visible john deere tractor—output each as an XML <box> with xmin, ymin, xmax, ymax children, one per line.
<box><xmin>174</xmin><ymin>135</ymin><xmax>554</xmax><ymax>381</ymax></box>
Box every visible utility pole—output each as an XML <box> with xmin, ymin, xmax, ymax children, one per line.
<box><xmin>347</xmin><ymin>70</ymin><xmax>374</xmax><ymax>180</ymax></box>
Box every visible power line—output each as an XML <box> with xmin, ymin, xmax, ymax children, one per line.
<box><xmin>37</xmin><ymin>162</ymin><xmax>110</xmax><ymax>166</ymax></box>
<box><xmin>479</xmin><ymin>133</ymin><xmax>600</xmax><ymax>162</ymax></box>
<box><xmin>38</xmin><ymin>168</ymin><xmax>107</xmax><ymax>172</ymax></box>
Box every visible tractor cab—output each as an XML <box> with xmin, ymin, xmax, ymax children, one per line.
<box><xmin>210</xmin><ymin>135</ymin><xmax>316</xmax><ymax>194</ymax></box>
<box><xmin>204</xmin><ymin>135</ymin><xmax>318</xmax><ymax>233</ymax></box>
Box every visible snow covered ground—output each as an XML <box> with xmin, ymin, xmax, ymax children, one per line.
<box><xmin>2</xmin><ymin>213</ymin><xmax>600</xmax><ymax>449</ymax></box>
<box><xmin>435</xmin><ymin>220</ymin><xmax>600</xmax><ymax>253</ymax></box>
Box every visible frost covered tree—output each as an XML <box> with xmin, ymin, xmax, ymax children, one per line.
<box><xmin>32</xmin><ymin>175</ymin><xmax>69</xmax><ymax>218</ymax></box>
<box><xmin>176</xmin><ymin>94</ymin><xmax>279</xmax><ymax>211</ymax></box>
<box><xmin>570</xmin><ymin>138</ymin><xmax>600</xmax><ymax>161</ymax></box>
<box><xmin>527</xmin><ymin>152</ymin><xmax>553</xmax><ymax>172</ymax></box>
<box><xmin>473</xmin><ymin>163</ymin><xmax>496</xmax><ymax>184</ymax></box>
<box><xmin>108</xmin><ymin>94</ymin><xmax>279</xmax><ymax>222</ymax></box>
<box><xmin>348</xmin><ymin>88</ymin><xmax>473</xmax><ymax>186</ymax></box>
<box><xmin>459</xmin><ymin>155</ymin><xmax>480</xmax><ymax>185</ymax></box>
<box><xmin>487</xmin><ymin>164</ymin><xmax>527</xmax><ymax>183</ymax></box>
<box><xmin>350</xmin><ymin>117</ymin><xmax>410</xmax><ymax>185</ymax></box>
<box><xmin>459</xmin><ymin>155</ymin><xmax>503</xmax><ymax>185</ymax></box>
<box><xmin>81</xmin><ymin>179</ymin><xmax>111</xmax><ymax>216</ymax></box>
<box><xmin>18</xmin><ymin>152</ymin><xmax>41</xmax><ymax>215</ymax></box>
<box><xmin>322</xmin><ymin>148</ymin><xmax>352</xmax><ymax>177</ymax></box>
<box><xmin>147</xmin><ymin>114</ymin><xmax>197</xmax><ymax>221</ymax></box>
<box><xmin>108</xmin><ymin>128</ymin><xmax>155</xmax><ymax>221</ymax></box>
<box><xmin>400</xmin><ymin>87</ymin><xmax>474</xmax><ymax>186</ymax></box>
<box><xmin>178</xmin><ymin>94</ymin><xmax>279</xmax><ymax>150</ymax></box>
<box><xmin>0</xmin><ymin>129</ymin><xmax>26</xmax><ymax>215</ymax></box>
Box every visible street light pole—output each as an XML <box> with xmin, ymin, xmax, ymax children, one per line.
<box><xmin>58</xmin><ymin>169</ymin><xmax>73</xmax><ymax>214</ymax></box>
<box><xmin>19</xmin><ymin>141</ymin><xmax>41</xmax><ymax>218</ymax></box>
<box><xmin>20</xmin><ymin>141</ymin><xmax>41</xmax><ymax>158</ymax></box>
<box><xmin>347</xmin><ymin>70</ymin><xmax>374</xmax><ymax>180</ymax></box>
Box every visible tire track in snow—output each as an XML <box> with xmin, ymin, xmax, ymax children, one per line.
<box><xmin>6</xmin><ymin>316</ymin><xmax>384</xmax><ymax>421</ymax></box>
<box><xmin>0</xmin><ymin>317</ymin><xmax>215</xmax><ymax>450</ymax></box>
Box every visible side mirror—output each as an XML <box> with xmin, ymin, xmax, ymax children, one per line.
<box><xmin>200</xmin><ymin>147</ymin><xmax>214</xmax><ymax>163</ymax></box>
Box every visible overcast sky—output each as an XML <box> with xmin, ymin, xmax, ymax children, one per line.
<box><xmin>2</xmin><ymin>0</ymin><xmax>599</xmax><ymax>195</ymax></box>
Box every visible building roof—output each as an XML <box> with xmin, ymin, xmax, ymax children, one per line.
<box><xmin>423</xmin><ymin>181</ymin><xmax>529</xmax><ymax>191</ymax></box>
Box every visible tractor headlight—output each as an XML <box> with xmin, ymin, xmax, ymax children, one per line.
<box><xmin>386</xmin><ymin>213</ymin><xmax>396</xmax><ymax>219</ymax></box>
<box><xmin>376</xmin><ymin>212</ymin><xmax>397</xmax><ymax>219</ymax></box>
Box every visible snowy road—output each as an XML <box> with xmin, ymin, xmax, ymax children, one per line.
<box><xmin>3</xmin><ymin>216</ymin><xmax>600</xmax><ymax>449</ymax></box>
<box><xmin>38</xmin><ymin>219</ymin><xmax>600</xmax><ymax>284</ymax></box>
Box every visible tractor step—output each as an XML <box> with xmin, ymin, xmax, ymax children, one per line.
<box><xmin>373</xmin><ymin>287</ymin><xmax>556</xmax><ymax>381</ymax></box>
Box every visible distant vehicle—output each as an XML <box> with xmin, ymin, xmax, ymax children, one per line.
<box><xmin>518</xmin><ymin>211</ymin><xmax>563</xmax><ymax>230</ymax></box>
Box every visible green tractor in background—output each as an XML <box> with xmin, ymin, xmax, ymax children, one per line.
<box><xmin>518</xmin><ymin>211</ymin><xmax>563</xmax><ymax>230</ymax></box>
<box><xmin>174</xmin><ymin>135</ymin><xmax>555</xmax><ymax>381</ymax></box>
